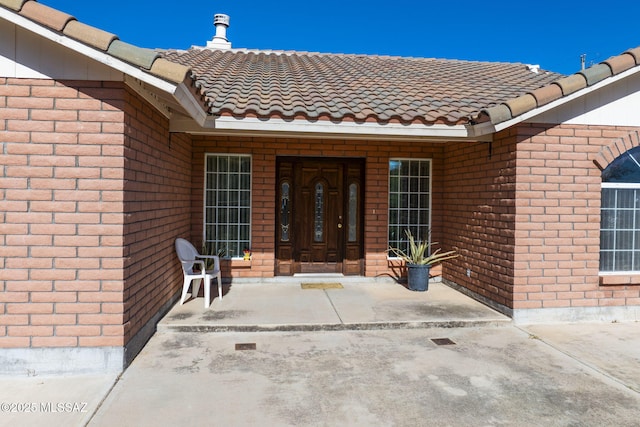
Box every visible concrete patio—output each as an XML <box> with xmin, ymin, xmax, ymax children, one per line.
<box><xmin>2</xmin><ymin>279</ymin><xmax>639</xmax><ymax>426</ymax></box>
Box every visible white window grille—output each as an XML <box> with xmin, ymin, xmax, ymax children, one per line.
<box><xmin>204</xmin><ymin>154</ymin><xmax>251</xmax><ymax>258</ymax></box>
<box><xmin>600</xmin><ymin>147</ymin><xmax>640</xmax><ymax>272</ymax></box>
<box><xmin>388</xmin><ymin>158</ymin><xmax>431</xmax><ymax>253</ymax></box>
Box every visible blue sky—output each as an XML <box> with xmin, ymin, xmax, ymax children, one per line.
<box><xmin>43</xmin><ymin>0</ymin><xmax>637</xmax><ymax>75</ymax></box>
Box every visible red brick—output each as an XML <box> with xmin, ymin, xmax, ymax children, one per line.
<box><xmin>6</xmin><ymin>303</ymin><xmax>54</xmax><ymax>314</ymax></box>
<box><xmin>0</xmin><ymin>315</ymin><xmax>29</xmax><ymax>325</ymax></box>
<box><xmin>54</xmin><ymin>281</ymin><xmax>101</xmax><ymax>292</ymax></box>
<box><xmin>79</xmin><ymin>336</ymin><xmax>124</xmax><ymax>346</ymax></box>
<box><xmin>8</xmin><ymin>326</ymin><xmax>53</xmax><ymax>336</ymax></box>
<box><xmin>7</xmin><ymin>97</ymin><xmax>54</xmax><ymax>109</ymax></box>
<box><xmin>31</xmin><ymin>314</ymin><xmax>76</xmax><ymax>325</ymax></box>
<box><xmin>0</xmin><ymin>337</ymin><xmax>31</xmax><ymax>347</ymax></box>
<box><xmin>31</xmin><ymin>292</ymin><xmax>77</xmax><ymax>303</ymax></box>
<box><xmin>78</xmin><ymin>314</ymin><xmax>123</xmax><ymax>325</ymax></box>
<box><xmin>56</xmin><ymin>325</ymin><xmax>101</xmax><ymax>336</ymax></box>
<box><xmin>32</xmin><ymin>337</ymin><xmax>78</xmax><ymax>347</ymax></box>
<box><xmin>55</xmin><ymin>303</ymin><xmax>101</xmax><ymax>314</ymax></box>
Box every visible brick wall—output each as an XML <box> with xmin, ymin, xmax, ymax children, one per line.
<box><xmin>443</xmin><ymin>135</ymin><xmax>517</xmax><ymax>309</ymax></box>
<box><xmin>443</xmin><ymin>123</ymin><xmax>640</xmax><ymax>316</ymax></box>
<box><xmin>190</xmin><ymin>135</ymin><xmax>447</xmax><ymax>279</ymax></box>
<box><xmin>512</xmin><ymin>123</ymin><xmax>640</xmax><ymax>312</ymax></box>
<box><xmin>121</xmin><ymin>87</ymin><xmax>192</xmax><ymax>346</ymax></box>
<box><xmin>0</xmin><ymin>78</ymin><xmax>127</xmax><ymax>349</ymax></box>
<box><xmin>0</xmin><ymin>78</ymin><xmax>191</xmax><ymax>357</ymax></box>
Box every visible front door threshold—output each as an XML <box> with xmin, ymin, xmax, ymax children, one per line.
<box><xmin>293</xmin><ymin>273</ymin><xmax>345</xmax><ymax>278</ymax></box>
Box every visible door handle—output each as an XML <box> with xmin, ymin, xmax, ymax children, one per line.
<box><xmin>337</xmin><ymin>223</ymin><xmax>343</xmax><ymax>229</ymax></box>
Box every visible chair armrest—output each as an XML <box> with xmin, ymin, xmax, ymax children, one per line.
<box><xmin>181</xmin><ymin>259</ymin><xmax>206</xmax><ymax>271</ymax></box>
<box><xmin>196</xmin><ymin>255</ymin><xmax>220</xmax><ymax>272</ymax></box>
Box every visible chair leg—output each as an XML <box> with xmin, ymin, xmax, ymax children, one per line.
<box><xmin>192</xmin><ymin>278</ymin><xmax>202</xmax><ymax>301</ymax></box>
<box><xmin>217</xmin><ymin>273</ymin><xmax>223</xmax><ymax>301</ymax></box>
<box><xmin>180</xmin><ymin>277</ymin><xmax>192</xmax><ymax>305</ymax></box>
<box><xmin>204</xmin><ymin>275</ymin><xmax>211</xmax><ymax>309</ymax></box>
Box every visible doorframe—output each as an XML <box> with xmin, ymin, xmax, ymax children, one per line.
<box><xmin>275</xmin><ymin>156</ymin><xmax>365</xmax><ymax>276</ymax></box>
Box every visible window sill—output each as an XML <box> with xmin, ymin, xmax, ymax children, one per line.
<box><xmin>221</xmin><ymin>258</ymin><xmax>252</xmax><ymax>269</ymax></box>
<box><xmin>599</xmin><ymin>274</ymin><xmax>640</xmax><ymax>286</ymax></box>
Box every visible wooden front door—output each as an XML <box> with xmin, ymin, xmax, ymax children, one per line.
<box><xmin>276</xmin><ymin>157</ymin><xmax>364</xmax><ymax>275</ymax></box>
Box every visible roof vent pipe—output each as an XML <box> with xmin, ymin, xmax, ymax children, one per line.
<box><xmin>207</xmin><ymin>14</ymin><xmax>231</xmax><ymax>49</ymax></box>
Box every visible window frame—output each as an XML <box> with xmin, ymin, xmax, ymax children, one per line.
<box><xmin>600</xmin><ymin>182</ymin><xmax>640</xmax><ymax>274</ymax></box>
<box><xmin>387</xmin><ymin>158</ymin><xmax>432</xmax><ymax>258</ymax></box>
<box><xmin>203</xmin><ymin>154</ymin><xmax>252</xmax><ymax>259</ymax></box>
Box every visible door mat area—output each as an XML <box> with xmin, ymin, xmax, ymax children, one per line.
<box><xmin>301</xmin><ymin>282</ymin><xmax>344</xmax><ymax>289</ymax></box>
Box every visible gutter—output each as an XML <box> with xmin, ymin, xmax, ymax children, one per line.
<box><xmin>171</xmin><ymin>115</ymin><xmax>493</xmax><ymax>142</ymax></box>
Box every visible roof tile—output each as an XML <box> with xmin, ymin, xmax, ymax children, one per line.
<box><xmin>624</xmin><ymin>47</ymin><xmax>640</xmax><ymax>64</ymax></box>
<box><xmin>162</xmin><ymin>49</ymin><xmax>562</xmax><ymax>125</ymax></box>
<box><xmin>107</xmin><ymin>40</ymin><xmax>159</xmax><ymax>70</ymax></box>
<box><xmin>529</xmin><ymin>84</ymin><xmax>563</xmax><ymax>107</ymax></box>
<box><xmin>482</xmin><ymin>104</ymin><xmax>512</xmax><ymax>125</ymax></box>
<box><xmin>579</xmin><ymin>63</ymin><xmax>612</xmax><ymax>86</ymax></box>
<box><xmin>6</xmin><ymin>1</ymin><xmax>640</xmax><ymax>129</ymax></box>
<box><xmin>505</xmin><ymin>94</ymin><xmax>537</xmax><ymax>117</ymax></box>
<box><xmin>20</xmin><ymin>1</ymin><xmax>73</xmax><ymax>32</ymax></box>
<box><xmin>603</xmin><ymin>53</ymin><xmax>636</xmax><ymax>75</ymax></box>
<box><xmin>149</xmin><ymin>58</ymin><xmax>191</xmax><ymax>84</ymax></box>
<box><xmin>0</xmin><ymin>0</ymin><xmax>28</xmax><ymax>11</ymax></box>
<box><xmin>554</xmin><ymin>74</ymin><xmax>587</xmax><ymax>96</ymax></box>
<box><xmin>3</xmin><ymin>1</ymin><xmax>193</xmax><ymax>91</ymax></box>
<box><xmin>63</xmin><ymin>20</ymin><xmax>117</xmax><ymax>51</ymax></box>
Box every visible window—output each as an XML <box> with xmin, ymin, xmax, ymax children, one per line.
<box><xmin>388</xmin><ymin>159</ymin><xmax>431</xmax><ymax>253</ymax></box>
<box><xmin>600</xmin><ymin>147</ymin><xmax>640</xmax><ymax>272</ymax></box>
<box><xmin>204</xmin><ymin>155</ymin><xmax>251</xmax><ymax>258</ymax></box>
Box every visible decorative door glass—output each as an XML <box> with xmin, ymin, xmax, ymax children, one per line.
<box><xmin>280</xmin><ymin>182</ymin><xmax>290</xmax><ymax>242</ymax></box>
<box><xmin>314</xmin><ymin>182</ymin><xmax>324</xmax><ymax>242</ymax></box>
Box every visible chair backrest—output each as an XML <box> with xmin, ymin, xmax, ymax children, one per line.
<box><xmin>175</xmin><ymin>238</ymin><xmax>199</xmax><ymax>275</ymax></box>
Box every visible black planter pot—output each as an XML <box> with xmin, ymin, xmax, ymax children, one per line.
<box><xmin>407</xmin><ymin>264</ymin><xmax>431</xmax><ymax>291</ymax></box>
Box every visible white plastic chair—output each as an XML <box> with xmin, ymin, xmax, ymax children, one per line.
<box><xmin>175</xmin><ymin>238</ymin><xmax>222</xmax><ymax>308</ymax></box>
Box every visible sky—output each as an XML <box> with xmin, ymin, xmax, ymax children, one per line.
<box><xmin>42</xmin><ymin>0</ymin><xmax>638</xmax><ymax>75</ymax></box>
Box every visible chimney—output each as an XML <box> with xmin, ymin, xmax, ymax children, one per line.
<box><xmin>207</xmin><ymin>14</ymin><xmax>232</xmax><ymax>49</ymax></box>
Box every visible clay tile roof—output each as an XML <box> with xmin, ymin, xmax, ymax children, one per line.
<box><xmin>480</xmin><ymin>46</ymin><xmax>640</xmax><ymax>125</ymax></box>
<box><xmin>161</xmin><ymin>48</ymin><xmax>563</xmax><ymax>125</ymax></box>
<box><xmin>6</xmin><ymin>1</ymin><xmax>640</xmax><ymax>130</ymax></box>
<box><xmin>0</xmin><ymin>0</ymin><xmax>192</xmax><ymax>85</ymax></box>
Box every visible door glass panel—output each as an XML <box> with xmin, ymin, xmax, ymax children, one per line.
<box><xmin>314</xmin><ymin>182</ymin><xmax>324</xmax><ymax>242</ymax></box>
<box><xmin>348</xmin><ymin>183</ymin><xmax>357</xmax><ymax>242</ymax></box>
<box><xmin>281</xmin><ymin>182</ymin><xmax>290</xmax><ymax>242</ymax></box>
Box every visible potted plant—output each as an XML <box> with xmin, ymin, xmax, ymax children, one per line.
<box><xmin>388</xmin><ymin>230</ymin><xmax>458</xmax><ymax>291</ymax></box>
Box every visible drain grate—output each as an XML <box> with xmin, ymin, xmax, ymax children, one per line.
<box><xmin>431</xmin><ymin>338</ymin><xmax>456</xmax><ymax>346</ymax></box>
<box><xmin>235</xmin><ymin>343</ymin><xmax>257</xmax><ymax>351</ymax></box>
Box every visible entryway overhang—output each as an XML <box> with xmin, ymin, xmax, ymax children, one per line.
<box><xmin>169</xmin><ymin>114</ymin><xmax>494</xmax><ymax>142</ymax></box>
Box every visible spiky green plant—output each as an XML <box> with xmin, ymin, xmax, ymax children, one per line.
<box><xmin>388</xmin><ymin>230</ymin><xmax>458</xmax><ymax>266</ymax></box>
<box><xmin>201</xmin><ymin>243</ymin><xmax>226</xmax><ymax>269</ymax></box>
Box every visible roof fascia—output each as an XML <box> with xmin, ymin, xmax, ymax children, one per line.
<box><xmin>171</xmin><ymin>115</ymin><xmax>492</xmax><ymax>142</ymax></box>
<box><xmin>1</xmin><ymin>8</ymin><xmax>176</xmax><ymax>92</ymax></box>
<box><xmin>0</xmin><ymin>7</ymin><xmax>204</xmax><ymax>110</ymax></box>
<box><xmin>469</xmin><ymin>64</ymin><xmax>640</xmax><ymax>136</ymax></box>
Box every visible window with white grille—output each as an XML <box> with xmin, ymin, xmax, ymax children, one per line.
<box><xmin>204</xmin><ymin>154</ymin><xmax>251</xmax><ymax>258</ymax></box>
<box><xmin>600</xmin><ymin>147</ymin><xmax>640</xmax><ymax>272</ymax></box>
<box><xmin>388</xmin><ymin>159</ymin><xmax>431</xmax><ymax>253</ymax></box>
